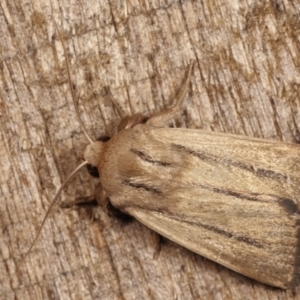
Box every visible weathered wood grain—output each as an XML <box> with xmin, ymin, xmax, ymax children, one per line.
<box><xmin>1</xmin><ymin>0</ymin><xmax>300</xmax><ymax>299</ymax></box>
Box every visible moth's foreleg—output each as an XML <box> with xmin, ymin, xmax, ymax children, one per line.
<box><xmin>60</xmin><ymin>184</ymin><xmax>107</xmax><ymax>209</ymax></box>
<box><xmin>117</xmin><ymin>113</ymin><xmax>149</xmax><ymax>131</ymax></box>
<box><xmin>147</xmin><ymin>62</ymin><xmax>195</xmax><ymax>127</ymax></box>
<box><xmin>60</xmin><ymin>184</ymin><xmax>132</xmax><ymax>222</ymax></box>
<box><xmin>107</xmin><ymin>88</ymin><xmax>149</xmax><ymax>131</ymax></box>
<box><xmin>60</xmin><ymin>194</ymin><xmax>99</xmax><ymax>222</ymax></box>
<box><xmin>60</xmin><ymin>196</ymin><xmax>99</xmax><ymax>208</ymax></box>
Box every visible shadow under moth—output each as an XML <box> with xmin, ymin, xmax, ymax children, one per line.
<box><xmin>18</xmin><ymin>22</ymin><xmax>300</xmax><ymax>290</ymax></box>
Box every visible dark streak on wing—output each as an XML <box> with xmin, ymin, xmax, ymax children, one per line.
<box><xmin>150</xmin><ymin>209</ymin><xmax>264</xmax><ymax>248</ymax></box>
<box><xmin>198</xmin><ymin>184</ymin><xmax>296</xmax><ymax>207</ymax></box>
<box><xmin>172</xmin><ymin>143</ymin><xmax>288</xmax><ymax>182</ymax></box>
<box><xmin>123</xmin><ymin>179</ymin><xmax>163</xmax><ymax>195</ymax></box>
<box><xmin>198</xmin><ymin>222</ymin><xmax>264</xmax><ymax>248</ymax></box>
<box><xmin>172</xmin><ymin>143</ymin><xmax>298</xmax><ymax>214</ymax></box>
<box><xmin>131</xmin><ymin>148</ymin><xmax>172</xmax><ymax>166</ymax></box>
<box><xmin>278</xmin><ymin>199</ymin><xmax>300</xmax><ymax>216</ymax></box>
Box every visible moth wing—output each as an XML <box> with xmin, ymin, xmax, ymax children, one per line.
<box><xmin>128</xmin><ymin>200</ymin><xmax>298</xmax><ymax>289</ymax></box>
<box><xmin>119</xmin><ymin>128</ymin><xmax>300</xmax><ymax>289</ymax></box>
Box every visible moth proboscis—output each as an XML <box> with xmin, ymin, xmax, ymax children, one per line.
<box><xmin>18</xmin><ymin>20</ymin><xmax>300</xmax><ymax>290</ymax></box>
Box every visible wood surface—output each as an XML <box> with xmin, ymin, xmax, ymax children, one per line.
<box><xmin>1</xmin><ymin>0</ymin><xmax>300</xmax><ymax>299</ymax></box>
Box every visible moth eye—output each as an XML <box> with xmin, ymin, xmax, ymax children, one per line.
<box><xmin>86</xmin><ymin>136</ymin><xmax>110</xmax><ymax>178</ymax></box>
<box><xmin>97</xmin><ymin>135</ymin><xmax>111</xmax><ymax>142</ymax></box>
<box><xmin>87</xmin><ymin>164</ymin><xmax>100</xmax><ymax>178</ymax></box>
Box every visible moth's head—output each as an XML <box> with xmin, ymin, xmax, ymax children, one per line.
<box><xmin>84</xmin><ymin>141</ymin><xmax>105</xmax><ymax>168</ymax></box>
<box><xmin>84</xmin><ymin>135</ymin><xmax>110</xmax><ymax>177</ymax></box>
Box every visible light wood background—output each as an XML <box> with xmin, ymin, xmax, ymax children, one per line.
<box><xmin>1</xmin><ymin>0</ymin><xmax>300</xmax><ymax>299</ymax></box>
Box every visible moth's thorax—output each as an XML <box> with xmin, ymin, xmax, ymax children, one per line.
<box><xmin>84</xmin><ymin>141</ymin><xmax>105</xmax><ymax>166</ymax></box>
<box><xmin>98</xmin><ymin>126</ymin><xmax>146</xmax><ymax>196</ymax></box>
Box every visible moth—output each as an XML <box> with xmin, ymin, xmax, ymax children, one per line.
<box><xmin>19</xmin><ymin>22</ymin><xmax>300</xmax><ymax>290</ymax></box>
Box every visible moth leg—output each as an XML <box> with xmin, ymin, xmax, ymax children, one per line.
<box><xmin>60</xmin><ymin>194</ymin><xmax>99</xmax><ymax>221</ymax></box>
<box><xmin>60</xmin><ymin>196</ymin><xmax>98</xmax><ymax>208</ymax></box>
<box><xmin>92</xmin><ymin>184</ymin><xmax>132</xmax><ymax>222</ymax></box>
<box><xmin>117</xmin><ymin>113</ymin><xmax>149</xmax><ymax>131</ymax></box>
<box><xmin>90</xmin><ymin>184</ymin><xmax>132</xmax><ymax>222</ymax></box>
<box><xmin>153</xmin><ymin>234</ymin><xmax>164</xmax><ymax>259</ymax></box>
<box><xmin>61</xmin><ymin>184</ymin><xmax>132</xmax><ymax>222</ymax></box>
<box><xmin>60</xmin><ymin>184</ymin><xmax>106</xmax><ymax>209</ymax></box>
<box><xmin>147</xmin><ymin>62</ymin><xmax>194</xmax><ymax>127</ymax></box>
<box><xmin>108</xmin><ymin>89</ymin><xmax>149</xmax><ymax>131</ymax></box>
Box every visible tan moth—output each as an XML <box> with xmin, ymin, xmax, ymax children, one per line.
<box><xmin>18</xmin><ymin>21</ymin><xmax>300</xmax><ymax>289</ymax></box>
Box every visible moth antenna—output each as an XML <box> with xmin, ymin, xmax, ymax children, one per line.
<box><xmin>17</xmin><ymin>20</ymin><xmax>95</xmax><ymax>271</ymax></box>
<box><xmin>54</xmin><ymin>20</ymin><xmax>94</xmax><ymax>144</ymax></box>
<box><xmin>17</xmin><ymin>161</ymin><xmax>89</xmax><ymax>272</ymax></box>
<box><xmin>108</xmin><ymin>91</ymin><xmax>127</xmax><ymax>119</ymax></box>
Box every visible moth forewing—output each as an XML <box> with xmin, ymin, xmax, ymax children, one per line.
<box><xmin>87</xmin><ymin>123</ymin><xmax>300</xmax><ymax>289</ymax></box>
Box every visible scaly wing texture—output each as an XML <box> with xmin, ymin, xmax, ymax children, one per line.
<box><xmin>110</xmin><ymin>127</ymin><xmax>300</xmax><ymax>288</ymax></box>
